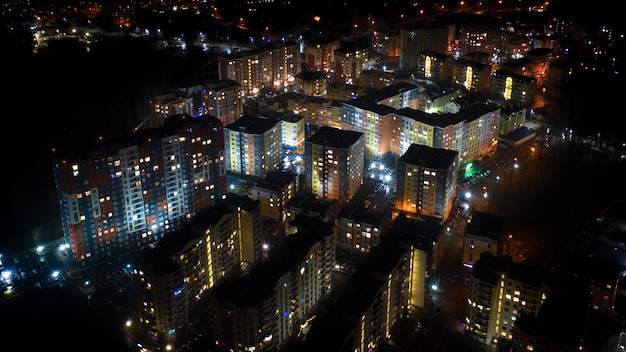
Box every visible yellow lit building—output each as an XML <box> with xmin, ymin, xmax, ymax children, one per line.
<box><xmin>305</xmin><ymin>126</ymin><xmax>365</xmax><ymax>206</ymax></box>
<box><xmin>224</xmin><ymin>115</ymin><xmax>282</xmax><ymax>178</ymax></box>
<box><xmin>395</xmin><ymin>144</ymin><xmax>459</xmax><ymax>220</ymax></box>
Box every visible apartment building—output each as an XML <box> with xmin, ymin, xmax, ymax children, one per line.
<box><xmin>332</xmin><ymin>41</ymin><xmax>371</xmax><ymax>84</ymax></box>
<box><xmin>290</xmin><ymin>213</ymin><xmax>444</xmax><ymax>351</ymax></box>
<box><xmin>252</xmin><ymin>169</ymin><xmax>300</xmax><ymax>223</ymax></box>
<box><xmin>52</xmin><ymin>114</ymin><xmax>227</xmax><ymax>264</ymax></box>
<box><xmin>395</xmin><ymin>144</ymin><xmax>459</xmax><ymax>220</ymax></box>
<box><xmin>399</xmin><ymin>20</ymin><xmax>453</xmax><ymax>70</ymax></box>
<box><xmin>463</xmin><ymin>211</ymin><xmax>507</xmax><ymax>267</ymax></box>
<box><xmin>304</xmin><ymin>38</ymin><xmax>340</xmax><ymax>75</ymax></box>
<box><xmin>204</xmin><ymin>79</ymin><xmax>245</xmax><ymax>127</ymax></box>
<box><xmin>417</xmin><ymin>50</ymin><xmax>454</xmax><ymax>84</ymax></box>
<box><xmin>209</xmin><ymin>214</ymin><xmax>335</xmax><ymax>351</ymax></box>
<box><xmin>304</xmin><ymin>126</ymin><xmax>365</xmax><ymax>206</ymax></box>
<box><xmin>466</xmin><ymin>252</ymin><xmax>545</xmax><ymax>349</ymax></box>
<box><xmin>217</xmin><ymin>41</ymin><xmax>301</xmax><ymax>98</ymax></box>
<box><xmin>452</xmin><ymin>57</ymin><xmax>492</xmax><ymax>95</ymax></box>
<box><xmin>490</xmin><ymin>69</ymin><xmax>537</xmax><ymax>107</ymax></box>
<box><xmin>132</xmin><ymin>193</ymin><xmax>263</xmax><ymax>350</ymax></box>
<box><xmin>224</xmin><ymin>114</ymin><xmax>282</xmax><ymax>178</ymax></box>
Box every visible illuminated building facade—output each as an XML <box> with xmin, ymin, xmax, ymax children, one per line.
<box><xmin>278</xmin><ymin>113</ymin><xmax>306</xmax><ymax>153</ymax></box>
<box><xmin>417</xmin><ymin>50</ymin><xmax>454</xmax><ymax>84</ymax></box>
<box><xmin>395</xmin><ymin>144</ymin><xmax>459</xmax><ymax>220</ymax></box>
<box><xmin>457</xmin><ymin>24</ymin><xmax>501</xmax><ymax>57</ymax></box>
<box><xmin>466</xmin><ymin>253</ymin><xmax>545</xmax><ymax>349</ymax></box>
<box><xmin>452</xmin><ymin>58</ymin><xmax>492</xmax><ymax>95</ymax></box>
<box><xmin>294</xmin><ymin>70</ymin><xmax>327</xmax><ymax>97</ymax></box>
<box><xmin>304</xmin><ymin>38</ymin><xmax>340</xmax><ymax>75</ymax></box>
<box><xmin>285</xmin><ymin>92</ymin><xmax>347</xmax><ymax>131</ymax></box>
<box><xmin>209</xmin><ymin>215</ymin><xmax>334</xmax><ymax>351</ymax></box>
<box><xmin>371</xmin><ymin>29</ymin><xmax>401</xmax><ymax>58</ymax></box>
<box><xmin>399</xmin><ymin>21</ymin><xmax>453</xmax><ymax>70</ymax></box>
<box><xmin>204</xmin><ymin>79</ymin><xmax>245</xmax><ymax>127</ymax></box>
<box><xmin>335</xmin><ymin>197</ymin><xmax>392</xmax><ymax>254</ymax></box>
<box><xmin>224</xmin><ymin>115</ymin><xmax>282</xmax><ymax>178</ymax></box>
<box><xmin>132</xmin><ymin>194</ymin><xmax>263</xmax><ymax>350</ymax></box>
<box><xmin>293</xmin><ymin>213</ymin><xmax>443</xmax><ymax>351</ymax></box>
<box><xmin>332</xmin><ymin>42</ymin><xmax>371</xmax><ymax>84</ymax></box>
<box><xmin>252</xmin><ymin>170</ymin><xmax>300</xmax><ymax>223</ymax></box>
<box><xmin>52</xmin><ymin>114</ymin><xmax>227</xmax><ymax>264</ymax></box>
<box><xmin>217</xmin><ymin>41</ymin><xmax>301</xmax><ymax>98</ymax></box>
<box><xmin>149</xmin><ymin>92</ymin><xmax>195</xmax><ymax>128</ymax></box>
<box><xmin>490</xmin><ymin>69</ymin><xmax>537</xmax><ymax>107</ymax></box>
<box><xmin>304</xmin><ymin>126</ymin><xmax>365</xmax><ymax>206</ymax></box>
<box><xmin>417</xmin><ymin>84</ymin><xmax>465</xmax><ymax>114</ymax></box>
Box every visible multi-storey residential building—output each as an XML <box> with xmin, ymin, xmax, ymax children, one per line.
<box><xmin>52</xmin><ymin>114</ymin><xmax>227</xmax><ymax>264</ymax></box>
<box><xmin>371</xmin><ymin>28</ymin><xmax>401</xmax><ymax>59</ymax></box>
<box><xmin>133</xmin><ymin>226</ymin><xmax>208</xmax><ymax>351</ymax></box>
<box><xmin>452</xmin><ymin>57</ymin><xmax>492</xmax><ymax>95</ymax></box>
<box><xmin>463</xmin><ymin>211</ymin><xmax>507</xmax><ymax>267</ymax></box>
<box><xmin>275</xmin><ymin>112</ymin><xmax>306</xmax><ymax>153</ymax></box>
<box><xmin>395</xmin><ymin>144</ymin><xmax>459</xmax><ymax>220</ymax></box>
<box><xmin>209</xmin><ymin>214</ymin><xmax>335</xmax><ymax>351</ymax></box>
<box><xmin>224</xmin><ymin>114</ymin><xmax>282</xmax><ymax>178</ymax></box>
<box><xmin>149</xmin><ymin>92</ymin><xmax>196</xmax><ymax>128</ymax></box>
<box><xmin>334</xmin><ymin>183</ymin><xmax>392</xmax><ymax>254</ymax></box>
<box><xmin>217</xmin><ymin>41</ymin><xmax>301</xmax><ymax>98</ymax></box>
<box><xmin>357</xmin><ymin>69</ymin><xmax>395</xmax><ymax>89</ymax></box>
<box><xmin>341</xmin><ymin>85</ymin><xmax>499</xmax><ymax>165</ymax></box>
<box><xmin>490</xmin><ymin>69</ymin><xmax>537</xmax><ymax>107</ymax></box>
<box><xmin>399</xmin><ymin>20</ymin><xmax>453</xmax><ymax>70</ymax></box>
<box><xmin>390</xmin><ymin>212</ymin><xmax>445</xmax><ymax>316</ymax></box>
<box><xmin>304</xmin><ymin>126</ymin><xmax>365</xmax><ymax>206</ymax></box>
<box><xmin>304</xmin><ymin>38</ymin><xmax>340</xmax><ymax>75</ymax></box>
<box><xmin>466</xmin><ymin>252</ymin><xmax>545</xmax><ymax>349</ymax></box>
<box><xmin>282</xmin><ymin>92</ymin><xmax>346</xmax><ymax>131</ymax></box>
<box><xmin>252</xmin><ymin>169</ymin><xmax>300</xmax><ymax>223</ymax></box>
<box><xmin>461</xmin><ymin>103</ymin><xmax>501</xmax><ymax>161</ymax></box>
<box><xmin>291</xmin><ymin>212</ymin><xmax>443</xmax><ymax>351</ymax></box>
<box><xmin>417</xmin><ymin>50</ymin><xmax>454</xmax><ymax>84</ymax></box>
<box><xmin>294</xmin><ymin>70</ymin><xmax>327</xmax><ymax>97</ymax></box>
<box><xmin>456</xmin><ymin>21</ymin><xmax>503</xmax><ymax>59</ymax></box>
<box><xmin>332</xmin><ymin>41</ymin><xmax>371</xmax><ymax>84</ymax></box>
<box><xmin>497</xmin><ymin>101</ymin><xmax>526</xmax><ymax>135</ymax></box>
<box><xmin>285</xmin><ymin>192</ymin><xmax>340</xmax><ymax>225</ymax></box>
<box><xmin>132</xmin><ymin>193</ymin><xmax>263</xmax><ymax>350</ymax></box>
<box><xmin>417</xmin><ymin>84</ymin><xmax>465</xmax><ymax>113</ymax></box>
<box><xmin>204</xmin><ymin>79</ymin><xmax>245</xmax><ymax>127</ymax></box>
<box><xmin>341</xmin><ymin>82</ymin><xmax>421</xmax><ymax>162</ymax></box>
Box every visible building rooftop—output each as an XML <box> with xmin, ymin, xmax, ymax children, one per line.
<box><xmin>306</xmin><ymin>126</ymin><xmax>363</xmax><ymax>149</ymax></box>
<box><xmin>398</xmin><ymin>143</ymin><xmax>459</xmax><ymax>170</ymax></box>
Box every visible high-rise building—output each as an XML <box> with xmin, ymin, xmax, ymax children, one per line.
<box><xmin>490</xmin><ymin>69</ymin><xmax>537</xmax><ymax>107</ymax></box>
<box><xmin>224</xmin><ymin>115</ymin><xmax>282</xmax><ymax>178</ymax></box>
<box><xmin>204</xmin><ymin>79</ymin><xmax>245</xmax><ymax>127</ymax></box>
<box><xmin>52</xmin><ymin>114</ymin><xmax>227</xmax><ymax>264</ymax></box>
<box><xmin>399</xmin><ymin>20</ymin><xmax>453</xmax><ymax>70</ymax></box>
<box><xmin>217</xmin><ymin>41</ymin><xmax>301</xmax><ymax>99</ymax></box>
<box><xmin>304</xmin><ymin>38</ymin><xmax>340</xmax><ymax>75</ymax></box>
<box><xmin>132</xmin><ymin>193</ymin><xmax>263</xmax><ymax>350</ymax></box>
<box><xmin>289</xmin><ymin>212</ymin><xmax>444</xmax><ymax>351</ymax></box>
<box><xmin>332</xmin><ymin>41</ymin><xmax>371</xmax><ymax>84</ymax></box>
<box><xmin>466</xmin><ymin>252</ymin><xmax>545</xmax><ymax>349</ymax></box>
<box><xmin>304</xmin><ymin>126</ymin><xmax>365</xmax><ymax>206</ymax></box>
<box><xmin>209</xmin><ymin>214</ymin><xmax>335</xmax><ymax>351</ymax></box>
<box><xmin>395</xmin><ymin>144</ymin><xmax>459</xmax><ymax>220</ymax></box>
<box><xmin>417</xmin><ymin>50</ymin><xmax>454</xmax><ymax>84</ymax></box>
<box><xmin>252</xmin><ymin>169</ymin><xmax>300</xmax><ymax>223</ymax></box>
